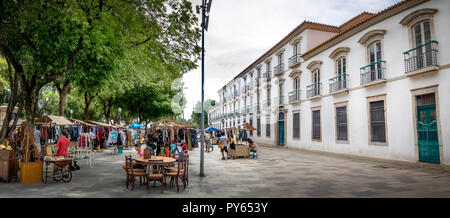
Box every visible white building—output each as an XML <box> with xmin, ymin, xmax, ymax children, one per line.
<box><xmin>208</xmin><ymin>0</ymin><xmax>450</xmax><ymax>166</ymax></box>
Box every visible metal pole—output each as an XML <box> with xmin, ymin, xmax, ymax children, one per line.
<box><xmin>199</xmin><ymin>0</ymin><xmax>206</xmax><ymax>177</ymax></box>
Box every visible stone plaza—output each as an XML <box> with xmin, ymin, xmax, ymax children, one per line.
<box><xmin>1</xmin><ymin>144</ymin><xmax>450</xmax><ymax>198</ymax></box>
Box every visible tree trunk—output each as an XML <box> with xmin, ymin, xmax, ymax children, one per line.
<box><xmin>55</xmin><ymin>80</ymin><xmax>71</xmax><ymax>116</ymax></box>
<box><xmin>83</xmin><ymin>92</ymin><xmax>91</xmax><ymax>121</ymax></box>
<box><xmin>0</xmin><ymin>62</ymin><xmax>20</xmax><ymax>143</ymax></box>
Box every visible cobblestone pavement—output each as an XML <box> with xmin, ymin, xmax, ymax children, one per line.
<box><xmin>1</xmin><ymin>144</ymin><xmax>450</xmax><ymax>198</ymax></box>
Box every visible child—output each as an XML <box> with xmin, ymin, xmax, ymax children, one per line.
<box><xmin>133</xmin><ymin>145</ymin><xmax>145</xmax><ymax>169</ymax></box>
<box><xmin>247</xmin><ymin>138</ymin><xmax>257</xmax><ymax>158</ymax></box>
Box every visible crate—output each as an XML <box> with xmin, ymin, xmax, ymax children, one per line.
<box><xmin>20</xmin><ymin>161</ymin><xmax>43</xmax><ymax>184</ymax></box>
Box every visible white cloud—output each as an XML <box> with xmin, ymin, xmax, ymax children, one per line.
<box><xmin>182</xmin><ymin>0</ymin><xmax>402</xmax><ymax>118</ymax></box>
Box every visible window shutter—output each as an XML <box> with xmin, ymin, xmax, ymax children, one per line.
<box><xmin>370</xmin><ymin>101</ymin><xmax>386</xmax><ymax>142</ymax></box>
<box><xmin>336</xmin><ymin>106</ymin><xmax>348</xmax><ymax>141</ymax></box>
<box><xmin>312</xmin><ymin>110</ymin><xmax>321</xmax><ymax>140</ymax></box>
<box><xmin>293</xmin><ymin>113</ymin><xmax>300</xmax><ymax>139</ymax></box>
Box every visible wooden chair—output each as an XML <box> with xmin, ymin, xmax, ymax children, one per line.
<box><xmin>146</xmin><ymin>161</ymin><xmax>166</xmax><ymax>193</ymax></box>
<box><xmin>124</xmin><ymin>155</ymin><xmax>146</xmax><ymax>191</ymax></box>
<box><xmin>165</xmin><ymin>155</ymin><xmax>188</xmax><ymax>192</ymax></box>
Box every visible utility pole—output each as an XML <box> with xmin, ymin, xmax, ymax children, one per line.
<box><xmin>197</xmin><ymin>0</ymin><xmax>212</xmax><ymax>177</ymax></box>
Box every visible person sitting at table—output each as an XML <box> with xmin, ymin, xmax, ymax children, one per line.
<box><xmin>132</xmin><ymin>144</ymin><xmax>145</xmax><ymax>169</ymax></box>
<box><xmin>247</xmin><ymin>138</ymin><xmax>257</xmax><ymax>159</ymax></box>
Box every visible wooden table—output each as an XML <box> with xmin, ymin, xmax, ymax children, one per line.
<box><xmin>134</xmin><ymin>156</ymin><xmax>176</xmax><ymax>165</ymax></box>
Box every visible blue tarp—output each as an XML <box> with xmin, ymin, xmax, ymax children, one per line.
<box><xmin>129</xmin><ymin>123</ymin><xmax>142</xmax><ymax>129</ymax></box>
<box><xmin>205</xmin><ymin>126</ymin><xmax>220</xmax><ymax>132</ymax></box>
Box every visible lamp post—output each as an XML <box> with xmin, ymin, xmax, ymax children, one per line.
<box><xmin>118</xmin><ymin>107</ymin><xmax>122</xmax><ymax>125</ymax></box>
<box><xmin>196</xmin><ymin>0</ymin><xmax>212</xmax><ymax>177</ymax></box>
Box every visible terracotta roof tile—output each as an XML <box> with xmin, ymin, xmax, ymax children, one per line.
<box><xmin>301</xmin><ymin>0</ymin><xmax>416</xmax><ymax>58</ymax></box>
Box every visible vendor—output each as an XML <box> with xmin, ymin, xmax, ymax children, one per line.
<box><xmin>56</xmin><ymin>130</ymin><xmax>80</xmax><ymax>170</ymax></box>
<box><xmin>56</xmin><ymin>130</ymin><xmax>70</xmax><ymax>157</ymax></box>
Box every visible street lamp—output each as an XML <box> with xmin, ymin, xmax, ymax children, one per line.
<box><xmin>196</xmin><ymin>0</ymin><xmax>212</xmax><ymax>177</ymax></box>
<box><xmin>118</xmin><ymin>107</ymin><xmax>122</xmax><ymax>125</ymax></box>
<box><xmin>70</xmin><ymin>109</ymin><xmax>73</xmax><ymax>119</ymax></box>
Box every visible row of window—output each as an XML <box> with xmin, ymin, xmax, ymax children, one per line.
<box><xmin>250</xmin><ymin>98</ymin><xmax>387</xmax><ymax>144</ymax></box>
<box><xmin>219</xmin><ymin>18</ymin><xmax>436</xmax><ymax>113</ymax></box>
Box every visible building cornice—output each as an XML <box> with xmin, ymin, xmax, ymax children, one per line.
<box><xmin>301</xmin><ymin>0</ymin><xmax>429</xmax><ymax>61</ymax></box>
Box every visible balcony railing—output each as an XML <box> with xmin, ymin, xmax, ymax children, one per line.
<box><xmin>273</xmin><ymin>63</ymin><xmax>285</xmax><ymax>75</ymax></box>
<box><xmin>306</xmin><ymin>82</ymin><xmax>322</xmax><ymax>98</ymax></box>
<box><xmin>246</xmin><ymin>105</ymin><xmax>250</xmax><ymax>113</ymax></box>
<box><xmin>288</xmin><ymin>54</ymin><xmax>301</xmax><ymax>68</ymax></box>
<box><xmin>263</xmin><ymin>71</ymin><xmax>272</xmax><ymax>81</ymax></box>
<box><xmin>273</xmin><ymin>96</ymin><xmax>285</xmax><ymax>106</ymax></box>
<box><xmin>263</xmin><ymin>99</ymin><xmax>271</xmax><ymax>108</ymax></box>
<box><xmin>360</xmin><ymin>60</ymin><xmax>386</xmax><ymax>85</ymax></box>
<box><xmin>329</xmin><ymin>74</ymin><xmax>349</xmax><ymax>93</ymax></box>
<box><xmin>288</xmin><ymin>89</ymin><xmax>301</xmax><ymax>103</ymax></box>
<box><xmin>253</xmin><ymin>103</ymin><xmax>260</xmax><ymax>112</ymax></box>
<box><xmin>404</xmin><ymin>40</ymin><xmax>438</xmax><ymax>74</ymax></box>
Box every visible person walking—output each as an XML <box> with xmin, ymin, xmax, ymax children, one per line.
<box><xmin>218</xmin><ymin>131</ymin><xmax>228</xmax><ymax>160</ymax></box>
<box><xmin>229</xmin><ymin>134</ymin><xmax>236</xmax><ymax>159</ymax></box>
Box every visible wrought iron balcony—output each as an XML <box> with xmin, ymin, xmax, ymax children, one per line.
<box><xmin>360</xmin><ymin>60</ymin><xmax>386</xmax><ymax>85</ymax></box>
<box><xmin>273</xmin><ymin>96</ymin><xmax>285</xmax><ymax>106</ymax></box>
<box><xmin>404</xmin><ymin>40</ymin><xmax>438</xmax><ymax>74</ymax></box>
<box><xmin>273</xmin><ymin>63</ymin><xmax>285</xmax><ymax>75</ymax></box>
<box><xmin>263</xmin><ymin>99</ymin><xmax>271</xmax><ymax>108</ymax></box>
<box><xmin>253</xmin><ymin>103</ymin><xmax>260</xmax><ymax>112</ymax></box>
<box><xmin>263</xmin><ymin>71</ymin><xmax>272</xmax><ymax>81</ymax></box>
<box><xmin>288</xmin><ymin>54</ymin><xmax>301</xmax><ymax>68</ymax></box>
<box><xmin>306</xmin><ymin>82</ymin><xmax>322</xmax><ymax>98</ymax></box>
<box><xmin>288</xmin><ymin>89</ymin><xmax>301</xmax><ymax>103</ymax></box>
<box><xmin>329</xmin><ymin>74</ymin><xmax>349</xmax><ymax>93</ymax></box>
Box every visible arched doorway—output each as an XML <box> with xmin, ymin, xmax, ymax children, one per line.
<box><xmin>278</xmin><ymin>112</ymin><xmax>285</xmax><ymax>146</ymax></box>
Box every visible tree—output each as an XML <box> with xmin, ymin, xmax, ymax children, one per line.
<box><xmin>116</xmin><ymin>83</ymin><xmax>175</xmax><ymax>125</ymax></box>
<box><xmin>190</xmin><ymin>99</ymin><xmax>216</xmax><ymax>128</ymax></box>
<box><xmin>0</xmin><ymin>0</ymin><xmax>201</xmax><ymax>136</ymax></box>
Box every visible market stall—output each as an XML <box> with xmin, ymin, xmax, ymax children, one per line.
<box><xmin>224</xmin><ymin>123</ymin><xmax>256</xmax><ymax>158</ymax></box>
<box><xmin>150</xmin><ymin>118</ymin><xmax>195</xmax><ymax>155</ymax></box>
<box><xmin>85</xmin><ymin>120</ymin><xmax>115</xmax><ymax>150</ymax></box>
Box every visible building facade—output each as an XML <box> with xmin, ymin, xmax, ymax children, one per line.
<box><xmin>208</xmin><ymin>0</ymin><xmax>450</xmax><ymax>166</ymax></box>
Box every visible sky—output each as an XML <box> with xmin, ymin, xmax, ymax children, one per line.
<box><xmin>182</xmin><ymin>0</ymin><xmax>402</xmax><ymax>118</ymax></box>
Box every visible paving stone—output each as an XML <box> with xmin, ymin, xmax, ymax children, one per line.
<box><xmin>1</xmin><ymin>144</ymin><xmax>450</xmax><ymax>197</ymax></box>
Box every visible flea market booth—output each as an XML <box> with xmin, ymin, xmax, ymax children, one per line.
<box><xmin>150</xmin><ymin>118</ymin><xmax>196</xmax><ymax>154</ymax></box>
<box><xmin>225</xmin><ymin>123</ymin><xmax>256</xmax><ymax>158</ymax></box>
<box><xmin>85</xmin><ymin>120</ymin><xmax>116</xmax><ymax>150</ymax></box>
<box><xmin>18</xmin><ymin>115</ymin><xmax>74</xmax><ymax>184</ymax></box>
